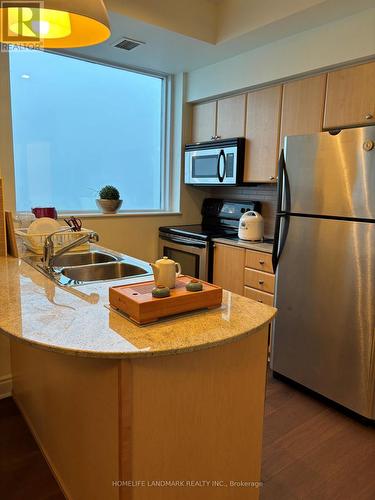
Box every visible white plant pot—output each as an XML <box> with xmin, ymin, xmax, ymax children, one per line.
<box><xmin>96</xmin><ymin>199</ymin><xmax>123</xmax><ymax>214</ymax></box>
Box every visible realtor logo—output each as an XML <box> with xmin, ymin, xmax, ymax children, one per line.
<box><xmin>1</xmin><ymin>1</ymin><xmax>44</xmax><ymax>48</ymax></box>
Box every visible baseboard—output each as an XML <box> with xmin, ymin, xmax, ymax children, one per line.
<box><xmin>0</xmin><ymin>374</ymin><xmax>12</xmax><ymax>399</ymax></box>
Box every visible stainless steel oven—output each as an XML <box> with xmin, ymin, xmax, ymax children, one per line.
<box><xmin>159</xmin><ymin>199</ymin><xmax>262</xmax><ymax>283</ymax></box>
<box><xmin>159</xmin><ymin>234</ymin><xmax>209</xmax><ymax>281</ymax></box>
<box><xmin>185</xmin><ymin>138</ymin><xmax>245</xmax><ymax>185</ymax></box>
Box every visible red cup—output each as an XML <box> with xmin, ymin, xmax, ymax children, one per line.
<box><xmin>32</xmin><ymin>207</ymin><xmax>58</xmax><ymax>219</ymax></box>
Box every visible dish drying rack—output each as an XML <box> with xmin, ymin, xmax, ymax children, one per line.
<box><xmin>15</xmin><ymin>227</ymin><xmax>92</xmax><ymax>255</ymax></box>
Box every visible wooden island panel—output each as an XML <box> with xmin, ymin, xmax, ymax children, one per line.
<box><xmin>11</xmin><ymin>341</ymin><xmax>120</xmax><ymax>500</ymax></box>
<box><xmin>10</xmin><ymin>326</ymin><xmax>269</xmax><ymax>500</ymax></box>
<box><xmin>127</xmin><ymin>327</ymin><xmax>268</xmax><ymax>500</ymax></box>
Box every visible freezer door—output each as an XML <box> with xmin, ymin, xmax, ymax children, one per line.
<box><xmin>271</xmin><ymin>216</ymin><xmax>375</xmax><ymax>418</ymax></box>
<box><xmin>283</xmin><ymin>126</ymin><xmax>375</xmax><ymax>219</ymax></box>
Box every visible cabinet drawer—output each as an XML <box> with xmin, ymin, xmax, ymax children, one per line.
<box><xmin>245</xmin><ymin>250</ymin><xmax>273</xmax><ymax>273</ymax></box>
<box><xmin>244</xmin><ymin>287</ymin><xmax>274</xmax><ymax>306</ymax></box>
<box><xmin>244</xmin><ymin>268</ymin><xmax>275</xmax><ymax>294</ymax></box>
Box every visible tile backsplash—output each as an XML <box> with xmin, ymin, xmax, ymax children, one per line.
<box><xmin>207</xmin><ymin>184</ymin><xmax>277</xmax><ymax>238</ymax></box>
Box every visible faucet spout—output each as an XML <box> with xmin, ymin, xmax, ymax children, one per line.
<box><xmin>43</xmin><ymin>228</ymin><xmax>99</xmax><ymax>270</ymax></box>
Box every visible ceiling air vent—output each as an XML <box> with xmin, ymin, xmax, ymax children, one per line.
<box><xmin>112</xmin><ymin>37</ymin><xmax>145</xmax><ymax>51</ymax></box>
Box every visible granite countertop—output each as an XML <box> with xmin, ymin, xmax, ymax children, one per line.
<box><xmin>0</xmin><ymin>246</ymin><xmax>276</xmax><ymax>359</ymax></box>
<box><xmin>212</xmin><ymin>237</ymin><xmax>274</xmax><ymax>254</ymax></box>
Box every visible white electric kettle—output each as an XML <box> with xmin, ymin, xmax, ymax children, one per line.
<box><xmin>238</xmin><ymin>211</ymin><xmax>264</xmax><ymax>241</ymax></box>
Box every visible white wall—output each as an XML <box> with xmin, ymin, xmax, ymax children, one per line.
<box><xmin>108</xmin><ymin>0</ymin><xmax>217</xmax><ymax>43</ymax></box>
<box><xmin>186</xmin><ymin>8</ymin><xmax>375</xmax><ymax>102</ymax></box>
<box><xmin>216</xmin><ymin>0</ymin><xmax>326</xmax><ymax>42</ymax></box>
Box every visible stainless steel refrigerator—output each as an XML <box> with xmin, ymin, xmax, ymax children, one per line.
<box><xmin>271</xmin><ymin>126</ymin><xmax>375</xmax><ymax>420</ymax></box>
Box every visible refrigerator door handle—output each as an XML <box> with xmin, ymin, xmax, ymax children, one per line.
<box><xmin>273</xmin><ymin>150</ymin><xmax>290</xmax><ymax>272</ymax></box>
<box><xmin>272</xmin><ymin>214</ymin><xmax>291</xmax><ymax>272</ymax></box>
<box><xmin>276</xmin><ymin>149</ymin><xmax>285</xmax><ymax>214</ymax></box>
<box><xmin>272</xmin><ymin>214</ymin><xmax>281</xmax><ymax>272</ymax></box>
<box><xmin>279</xmin><ymin>149</ymin><xmax>291</xmax><ymax>213</ymax></box>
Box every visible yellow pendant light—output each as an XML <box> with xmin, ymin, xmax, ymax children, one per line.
<box><xmin>0</xmin><ymin>1</ymin><xmax>111</xmax><ymax>48</ymax></box>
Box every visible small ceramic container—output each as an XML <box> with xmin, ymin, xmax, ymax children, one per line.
<box><xmin>186</xmin><ymin>279</ymin><xmax>203</xmax><ymax>292</ymax></box>
<box><xmin>152</xmin><ymin>285</ymin><xmax>171</xmax><ymax>298</ymax></box>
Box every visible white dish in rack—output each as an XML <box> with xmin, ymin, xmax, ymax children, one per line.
<box><xmin>27</xmin><ymin>217</ymin><xmax>61</xmax><ymax>235</ymax></box>
<box><xmin>27</xmin><ymin>217</ymin><xmax>61</xmax><ymax>248</ymax></box>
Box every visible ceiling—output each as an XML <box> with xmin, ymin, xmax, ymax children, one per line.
<box><xmin>63</xmin><ymin>0</ymin><xmax>375</xmax><ymax>74</ymax></box>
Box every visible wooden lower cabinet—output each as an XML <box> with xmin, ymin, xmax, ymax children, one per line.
<box><xmin>213</xmin><ymin>243</ymin><xmax>245</xmax><ymax>295</ymax></box>
<box><xmin>11</xmin><ymin>330</ymin><xmax>270</xmax><ymax>500</ymax></box>
<box><xmin>213</xmin><ymin>243</ymin><xmax>275</xmax><ymax>305</ymax></box>
<box><xmin>244</xmin><ymin>286</ymin><xmax>274</xmax><ymax>306</ymax></box>
<box><xmin>245</xmin><ymin>249</ymin><xmax>274</xmax><ymax>274</ymax></box>
<box><xmin>244</xmin><ymin>268</ymin><xmax>275</xmax><ymax>295</ymax></box>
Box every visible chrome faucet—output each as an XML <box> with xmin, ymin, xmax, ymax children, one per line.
<box><xmin>43</xmin><ymin>228</ymin><xmax>99</xmax><ymax>270</ymax></box>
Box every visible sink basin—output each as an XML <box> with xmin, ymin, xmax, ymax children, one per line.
<box><xmin>52</xmin><ymin>251</ymin><xmax>118</xmax><ymax>267</ymax></box>
<box><xmin>61</xmin><ymin>262</ymin><xmax>149</xmax><ymax>283</ymax></box>
<box><xmin>23</xmin><ymin>248</ymin><xmax>152</xmax><ymax>287</ymax></box>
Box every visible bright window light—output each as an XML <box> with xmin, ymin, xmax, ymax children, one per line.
<box><xmin>9</xmin><ymin>49</ymin><xmax>164</xmax><ymax>212</ymax></box>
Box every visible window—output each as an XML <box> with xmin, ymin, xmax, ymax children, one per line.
<box><xmin>9</xmin><ymin>49</ymin><xmax>166</xmax><ymax>213</ymax></box>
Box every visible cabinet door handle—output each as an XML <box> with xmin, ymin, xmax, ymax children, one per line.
<box><xmin>365</xmin><ymin>113</ymin><xmax>373</xmax><ymax>120</ymax></box>
<box><xmin>269</xmin><ymin>176</ymin><xmax>276</xmax><ymax>180</ymax></box>
<box><xmin>211</xmin><ymin>136</ymin><xmax>216</xmax><ymax>140</ymax></box>
<box><xmin>258</xmin><ymin>299</ymin><xmax>263</xmax><ymax>303</ymax></box>
<box><xmin>258</xmin><ymin>280</ymin><xmax>264</xmax><ymax>285</ymax></box>
<box><xmin>259</xmin><ymin>260</ymin><xmax>265</xmax><ymax>265</ymax></box>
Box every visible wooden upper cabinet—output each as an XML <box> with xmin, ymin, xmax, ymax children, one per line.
<box><xmin>191</xmin><ymin>101</ymin><xmax>216</xmax><ymax>143</ymax></box>
<box><xmin>244</xmin><ymin>85</ymin><xmax>282</xmax><ymax>183</ymax></box>
<box><xmin>280</xmin><ymin>74</ymin><xmax>326</xmax><ymax>147</ymax></box>
<box><xmin>324</xmin><ymin>61</ymin><xmax>375</xmax><ymax>129</ymax></box>
<box><xmin>216</xmin><ymin>94</ymin><xmax>246</xmax><ymax>139</ymax></box>
<box><xmin>191</xmin><ymin>95</ymin><xmax>246</xmax><ymax>143</ymax></box>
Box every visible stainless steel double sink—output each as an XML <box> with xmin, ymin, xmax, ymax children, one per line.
<box><xmin>24</xmin><ymin>249</ymin><xmax>153</xmax><ymax>287</ymax></box>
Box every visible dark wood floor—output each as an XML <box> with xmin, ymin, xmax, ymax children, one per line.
<box><xmin>1</xmin><ymin>373</ymin><xmax>375</xmax><ymax>500</ymax></box>
<box><xmin>0</xmin><ymin>397</ymin><xmax>64</xmax><ymax>500</ymax></box>
<box><xmin>261</xmin><ymin>372</ymin><xmax>375</xmax><ymax>500</ymax></box>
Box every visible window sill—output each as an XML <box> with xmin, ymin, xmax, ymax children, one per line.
<box><xmin>56</xmin><ymin>211</ymin><xmax>183</xmax><ymax>219</ymax></box>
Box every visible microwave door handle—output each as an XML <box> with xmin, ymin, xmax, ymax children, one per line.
<box><xmin>217</xmin><ymin>149</ymin><xmax>226</xmax><ymax>183</ymax></box>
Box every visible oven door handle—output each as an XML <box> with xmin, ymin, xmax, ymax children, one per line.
<box><xmin>217</xmin><ymin>149</ymin><xmax>226</xmax><ymax>183</ymax></box>
<box><xmin>160</xmin><ymin>235</ymin><xmax>207</xmax><ymax>249</ymax></box>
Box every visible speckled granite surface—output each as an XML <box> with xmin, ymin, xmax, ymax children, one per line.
<box><xmin>0</xmin><ymin>248</ymin><xmax>276</xmax><ymax>359</ymax></box>
<box><xmin>213</xmin><ymin>238</ymin><xmax>274</xmax><ymax>254</ymax></box>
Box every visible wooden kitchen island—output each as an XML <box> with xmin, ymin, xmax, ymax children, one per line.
<box><xmin>0</xmin><ymin>252</ymin><xmax>276</xmax><ymax>500</ymax></box>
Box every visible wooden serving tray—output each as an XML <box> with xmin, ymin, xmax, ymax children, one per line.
<box><xmin>109</xmin><ymin>276</ymin><xmax>223</xmax><ymax>325</ymax></box>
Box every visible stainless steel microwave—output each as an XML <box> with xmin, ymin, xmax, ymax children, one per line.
<box><xmin>184</xmin><ymin>138</ymin><xmax>245</xmax><ymax>185</ymax></box>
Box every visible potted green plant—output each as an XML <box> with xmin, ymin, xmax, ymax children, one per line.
<box><xmin>96</xmin><ymin>185</ymin><xmax>123</xmax><ymax>214</ymax></box>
